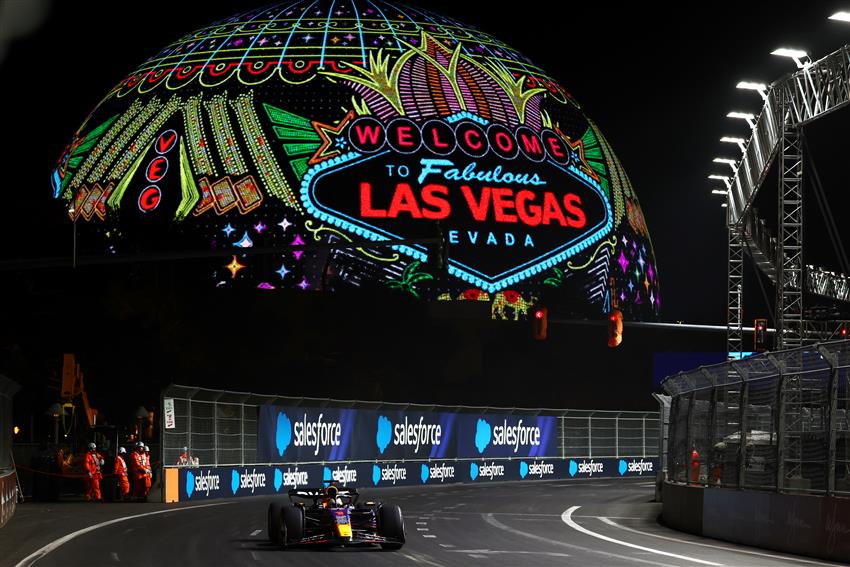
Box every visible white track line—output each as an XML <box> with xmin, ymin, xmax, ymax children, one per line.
<box><xmin>249</xmin><ymin>529</ymin><xmax>262</xmax><ymax>537</ymax></box>
<box><xmin>599</xmin><ymin>517</ymin><xmax>839</xmax><ymax>566</ymax></box>
<box><xmin>483</xmin><ymin>513</ymin><xmax>680</xmax><ymax>567</ymax></box>
<box><xmin>562</xmin><ymin>506</ymin><xmax>722</xmax><ymax>566</ymax></box>
<box><xmin>15</xmin><ymin>502</ymin><xmax>235</xmax><ymax>567</ymax></box>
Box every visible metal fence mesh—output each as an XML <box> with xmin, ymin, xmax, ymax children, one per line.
<box><xmin>162</xmin><ymin>385</ymin><xmax>660</xmax><ymax>466</ymax></box>
<box><xmin>662</xmin><ymin>340</ymin><xmax>850</xmax><ymax>495</ymax></box>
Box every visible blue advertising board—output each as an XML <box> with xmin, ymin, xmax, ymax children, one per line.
<box><xmin>173</xmin><ymin>457</ymin><xmax>658</xmax><ymax>501</ymax></box>
<box><xmin>257</xmin><ymin>405</ymin><xmax>557</xmax><ymax>463</ymax></box>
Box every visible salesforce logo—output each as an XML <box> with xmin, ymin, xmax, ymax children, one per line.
<box><xmin>376</xmin><ymin>415</ymin><xmax>443</xmax><ymax>455</ymax></box>
<box><xmin>520</xmin><ymin>460</ymin><xmax>554</xmax><ymax>479</ymax></box>
<box><xmin>231</xmin><ymin>468</ymin><xmax>267</xmax><ymax>495</ymax></box>
<box><xmin>376</xmin><ymin>415</ymin><xmax>392</xmax><ymax>454</ymax></box>
<box><xmin>421</xmin><ymin>462</ymin><xmax>455</xmax><ymax>484</ymax></box>
<box><xmin>323</xmin><ymin>465</ymin><xmax>357</xmax><ymax>487</ymax></box>
<box><xmin>373</xmin><ymin>463</ymin><xmax>407</xmax><ymax>486</ymax></box>
<box><xmin>185</xmin><ymin>469</ymin><xmax>220</xmax><ymax>499</ymax></box>
<box><xmin>619</xmin><ymin>458</ymin><xmax>654</xmax><ymax>476</ymax></box>
<box><xmin>471</xmin><ymin>461</ymin><xmax>504</xmax><ymax>481</ymax></box>
<box><xmin>568</xmin><ymin>459</ymin><xmax>604</xmax><ymax>477</ymax></box>
<box><xmin>275</xmin><ymin>411</ymin><xmax>342</xmax><ymax>457</ymax></box>
<box><xmin>474</xmin><ymin>418</ymin><xmax>541</xmax><ymax>454</ymax></box>
<box><xmin>275</xmin><ymin>412</ymin><xmax>292</xmax><ymax>457</ymax></box>
<box><xmin>277</xmin><ymin>466</ymin><xmax>310</xmax><ymax>489</ymax></box>
<box><xmin>475</xmin><ymin>419</ymin><xmax>491</xmax><ymax>453</ymax></box>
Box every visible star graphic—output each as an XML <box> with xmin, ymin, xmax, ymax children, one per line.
<box><xmin>634</xmin><ymin>267</ymin><xmax>640</xmax><ymax>280</ymax></box>
<box><xmin>225</xmin><ymin>255</ymin><xmax>246</xmax><ymax>279</ymax></box>
<box><xmin>309</xmin><ymin>110</ymin><xmax>355</xmax><ymax>164</ymax></box>
<box><xmin>637</xmin><ymin>254</ymin><xmax>646</xmax><ymax>271</ymax></box>
<box><xmin>648</xmin><ymin>264</ymin><xmax>655</xmax><ymax>281</ymax></box>
<box><xmin>621</xmin><ymin>236</ymin><xmax>628</xmax><ymax>247</ymax></box>
<box><xmin>258</xmin><ymin>37</ymin><xmax>268</xmax><ymax>46</ymax></box>
<box><xmin>257</xmin><ymin>282</ymin><xmax>275</xmax><ymax>290</ymax></box>
<box><xmin>620</xmin><ymin>291</ymin><xmax>626</xmax><ymax>303</ymax></box>
<box><xmin>628</xmin><ymin>280</ymin><xmax>634</xmax><ymax>292</ymax></box>
<box><xmin>222</xmin><ymin>224</ymin><xmax>236</xmax><ymax>237</ymax></box>
<box><xmin>275</xmin><ymin>40</ymin><xmax>282</xmax><ymax>46</ymax></box>
<box><xmin>303</xmin><ymin>34</ymin><xmax>314</xmax><ymax>43</ymax></box>
<box><xmin>291</xmin><ymin>234</ymin><xmax>305</xmax><ymax>260</ymax></box>
<box><xmin>644</xmin><ymin>276</ymin><xmax>650</xmax><ymax>293</ymax></box>
<box><xmin>254</xmin><ymin>221</ymin><xmax>267</xmax><ymax>234</ymax></box>
<box><xmin>297</xmin><ymin>277</ymin><xmax>310</xmax><ymax>290</ymax></box>
<box><xmin>278</xmin><ymin>218</ymin><xmax>292</xmax><ymax>231</ymax></box>
<box><xmin>650</xmin><ymin>291</ymin><xmax>655</xmax><ymax>305</ymax></box>
<box><xmin>275</xmin><ymin>263</ymin><xmax>290</xmax><ymax>279</ymax></box>
<box><xmin>331</xmin><ymin>36</ymin><xmax>340</xmax><ymax>44</ymax></box>
<box><xmin>234</xmin><ymin>232</ymin><xmax>254</xmax><ymax>248</ymax></box>
<box><xmin>344</xmin><ymin>33</ymin><xmax>355</xmax><ymax>41</ymax></box>
<box><xmin>617</xmin><ymin>250</ymin><xmax>629</xmax><ymax>272</ymax></box>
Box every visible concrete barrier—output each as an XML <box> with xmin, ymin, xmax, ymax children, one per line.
<box><xmin>662</xmin><ymin>482</ymin><xmax>850</xmax><ymax>563</ymax></box>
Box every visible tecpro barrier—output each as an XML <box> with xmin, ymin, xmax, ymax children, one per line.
<box><xmin>256</xmin><ymin>405</ymin><xmax>558</xmax><ymax>462</ymax></box>
<box><xmin>0</xmin><ymin>470</ymin><xmax>17</xmax><ymax>528</ymax></box>
<box><xmin>169</xmin><ymin>457</ymin><xmax>658</xmax><ymax>502</ymax></box>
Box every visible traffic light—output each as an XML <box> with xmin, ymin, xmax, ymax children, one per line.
<box><xmin>608</xmin><ymin>309</ymin><xmax>623</xmax><ymax>348</ymax></box>
<box><xmin>840</xmin><ymin>325</ymin><xmax>847</xmax><ymax>339</ymax></box>
<box><xmin>532</xmin><ymin>307</ymin><xmax>548</xmax><ymax>340</ymax></box>
<box><xmin>754</xmin><ymin>318</ymin><xmax>768</xmax><ymax>352</ymax></box>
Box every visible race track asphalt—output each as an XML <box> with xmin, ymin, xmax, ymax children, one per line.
<box><xmin>2</xmin><ymin>478</ymin><xmax>843</xmax><ymax>567</ymax></box>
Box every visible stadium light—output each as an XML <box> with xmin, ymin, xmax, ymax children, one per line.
<box><xmin>771</xmin><ymin>48</ymin><xmax>810</xmax><ymax>69</ymax></box>
<box><xmin>736</xmin><ymin>81</ymin><xmax>768</xmax><ymax>100</ymax></box>
<box><xmin>727</xmin><ymin>111</ymin><xmax>756</xmax><ymax>128</ymax></box>
<box><xmin>713</xmin><ymin>157</ymin><xmax>737</xmax><ymax>171</ymax></box>
<box><xmin>709</xmin><ymin>174</ymin><xmax>732</xmax><ymax>189</ymax></box>
<box><xmin>711</xmin><ymin>189</ymin><xmax>728</xmax><ymax>195</ymax></box>
<box><xmin>721</xmin><ymin>203</ymin><xmax>728</xmax><ymax>208</ymax></box>
<box><xmin>721</xmin><ymin>136</ymin><xmax>747</xmax><ymax>152</ymax></box>
<box><xmin>829</xmin><ymin>11</ymin><xmax>850</xmax><ymax>23</ymax></box>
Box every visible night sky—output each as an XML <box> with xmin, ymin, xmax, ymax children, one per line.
<box><xmin>2</xmin><ymin>1</ymin><xmax>849</xmax><ymax>430</ymax></box>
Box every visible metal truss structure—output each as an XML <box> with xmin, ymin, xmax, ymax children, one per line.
<box><xmin>725</xmin><ymin>44</ymin><xmax>850</xmax><ymax>355</ymax></box>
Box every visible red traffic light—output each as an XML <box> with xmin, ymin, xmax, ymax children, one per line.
<box><xmin>757</xmin><ymin>324</ymin><xmax>764</xmax><ymax>331</ymax></box>
<box><xmin>841</xmin><ymin>327</ymin><xmax>847</xmax><ymax>337</ymax></box>
<box><xmin>534</xmin><ymin>309</ymin><xmax>545</xmax><ymax>320</ymax></box>
<box><xmin>531</xmin><ymin>307</ymin><xmax>548</xmax><ymax>340</ymax></box>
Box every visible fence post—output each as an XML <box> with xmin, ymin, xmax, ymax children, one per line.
<box><xmin>700</xmin><ymin>368</ymin><xmax>718</xmax><ymax>486</ymax></box>
<box><xmin>560</xmin><ymin>416</ymin><xmax>565</xmax><ymax>460</ymax></box>
<box><xmin>615</xmin><ymin>413</ymin><xmax>620</xmax><ymax>459</ymax></box>
<box><xmin>588</xmin><ymin>415</ymin><xmax>592</xmax><ymax>458</ymax></box>
<box><xmin>642</xmin><ymin>416</ymin><xmax>646</xmax><ymax>458</ymax></box>
<box><xmin>187</xmin><ymin>398</ymin><xmax>192</xmax><ymax>463</ymax></box>
<box><xmin>768</xmin><ymin>354</ymin><xmax>785</xmax><ymax>492</ymax></box>
<box><xmin>214</xmin><ymin>401</ymin><xmax>219</xmax><ymax>467</ymax></box>
<box><xmin>733</xmin><ymin>362</ymin><xmax>749</xmax><ymax>489</ymax></box>
<box><xmin>818</xmin><ymin>345</ymin><xmax>838</xmax><ymax>495</ymax></box>
<box><xmin>240</xmin><ymin>403</ymin><xmax>246</xmax><ymax>466</ymax></box>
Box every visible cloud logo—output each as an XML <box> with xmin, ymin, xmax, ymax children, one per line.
<box><xmin>231</xmin><ymin>470</ymin><xmax>239</xmax><ymax>495</ymax></box>
<box><xmin>519</xmin><ymin>461</ymin><xmax>529</xmax><ymax>479</ymax></box>
<box><xmin>186</xmin><ymin>471</ymin><xmax>195</xmax><ymax>499</ymax></box>
<box><xmin>376</xmin><ymin>415</ymin><xmax>392</xmax><ymax>454</ymax></box>
<box><xmin>274</xmin><ymin>468</ymin><xmax>283</xmax><ymax>492</ymax></box>
<box><xmin>474</xmin><ymin>419</ymin><xmax>491</xmax><ymax>454</ymax></box>
<box><xmin>323</xmin><ymin>466</ymin><xmax>332</xmax><ymax>488</ymax></box>
<box><xmin>619</xmin><ymin>459</ymin><xmax>628</xmax><ymax>476</ymax></box>
<box><xmin>372</xmin><ymin>465</ymin><xmax>381</xmax><ymax>486</ymax></box>
<box><xmin>569</xmin><ymin>460</ymin><xmax>578</xmax><ymax>477</ymax></box>
<box><xmin>420</xmin><ymin>464</ymin><xmax>429</xmax><ymax>484</ymax></box>
<box><xmin>275</xmin><ymin>412</ymin><xmax>292</xmax><ymax>457</ymax></box>
<box><xmin>469</xmin><ymin>462</ymin><xmax>479</xmax><ymax>481</ymax></box>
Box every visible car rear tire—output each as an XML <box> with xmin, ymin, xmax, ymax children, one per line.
<box><xmin>267</xmin><ymin>501</ymin><xmax>285</xmax><ymax>545</ymax></box>
<box><xmin>281</xmin><ymin>505</ymin><xmax>304</xmax><ymax>546</ymax></box>
<box><xmin>378</xmin><ymin>504</ymin><xmax>405</xmax><ymax>550</ymax></box>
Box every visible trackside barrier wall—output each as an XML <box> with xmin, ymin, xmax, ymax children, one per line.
<box><xmin>0</xmin><ymin>375</ymin><xmax>20</xmax><ymax>528</ymax></box>
<box><xmin>160</xmin><ymin>384</ymin><xmax>659</xmax><ymax>502</ymax></box>
<box><xmin>168</xmin><ymin>458</ymin><xmax>659</xmax><ymax>502</ymax></box>
<box><xmin>662</xmin><ymin>483</ymin><xmax>850</xmax><ymax>563</ymax></box>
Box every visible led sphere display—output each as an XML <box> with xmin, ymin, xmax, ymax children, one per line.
<box><xmin>54</xmin><ymin>1</ymin><xmax>659</xmax><ymax>319</ymax></box>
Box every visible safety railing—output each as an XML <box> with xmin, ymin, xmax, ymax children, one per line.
<box><xmin>661</xmin><ymin>340</ymin><xmax>850</xmax><ymax>495</ymax></box>
<box><xmin>161</xmin><ymin>384</ymin><xmax>659</xmax><ymax>467</ymax></box>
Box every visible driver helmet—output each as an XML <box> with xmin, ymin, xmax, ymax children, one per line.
<box><xmin>118</xmin><ymin>447</ymin><xmax>126</xmax><ymax>454</ymax></box>
<box><xmin>87</xmin><ymin>442</ymin><xmax>96</xmax><ymax>451</ymax></box>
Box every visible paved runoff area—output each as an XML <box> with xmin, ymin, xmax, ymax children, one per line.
<box><xmin>1</xmin><ymin>478</ymin><xmax>843</xmax><ymax>567</ymax></box>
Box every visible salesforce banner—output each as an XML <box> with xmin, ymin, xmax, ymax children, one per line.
<box><xmin>456</xmin><ymin>413</ymin><xmax>557</xmax><ymax>459</ymax></box>
<box><xmin>174</xmin><ymin>457</ymin><xmax>658</xmax><ymax>501</ymax></box>
<box><xmin>257</xmin><ymin>405</ymin><xmax>462</xmax><ymax>463</ymax></box>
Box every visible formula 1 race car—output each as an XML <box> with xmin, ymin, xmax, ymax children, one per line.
<box><xmin>267</xmin><ymin>485</ymin><xmax>405</xmax><ymax>550</ymax></box>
